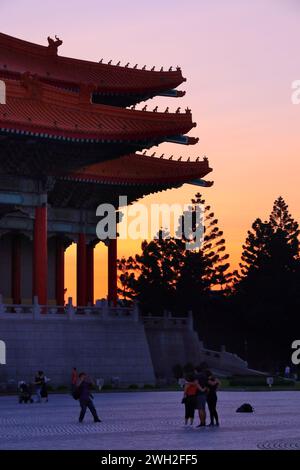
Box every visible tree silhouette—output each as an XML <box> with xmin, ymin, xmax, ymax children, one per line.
<box><xmin>234</xmin><ymin>196</ymin><xmax>300</xmax><ymax>369</ymax></box>
<box><xmin>118</xmin><ymin>230</ymin><xmax>184</xmax><ymax>313</ymax></box>
<box><xmin>176</xmin><ymin>193</ymin><xmax>232</xmax><ymax>313</ymax></box>
<box><xmin>237</xmin><ymin>196</ymin><xmax>299</xmax><ymax>291</ymax></box>
<box><xmin>118</xmin><ymin>194</ymin><xmax>232</xmax><ymax>319</ymax></box>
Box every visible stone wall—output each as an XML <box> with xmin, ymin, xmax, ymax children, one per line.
<box><xmin>143</xmin><ymin>313</ymin><xmax>250</xmax><ymax>379</ymax></box>
<box><xmin>0</xmin><ymin>312</ymin><xmax>155</xmax><ymax>387</ymax></box>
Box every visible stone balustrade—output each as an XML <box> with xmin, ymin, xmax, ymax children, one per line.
<box><xmin>0</xmin><ymin>295</ymin><xmax>138</xmax><ymax>322</ymax></box>
<box><xmin>142</xmin><ymin>310</ymin><xmax>194</xmax><ymax>331</ymax></box>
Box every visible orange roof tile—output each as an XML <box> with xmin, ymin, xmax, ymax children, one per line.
<box><xmin>0</xmin><ymin>32</ymin><xmax>186</xmax><ymax>95</ymax></box>
<box><xmin>67</xmin><ymin>153</ymin><xmax>212</xmax><ymax>185</ymax></box>
<box><xmin>0</xmin><ymin>77</ymin><xmax>196</xmax><ymax>142</ymax></box>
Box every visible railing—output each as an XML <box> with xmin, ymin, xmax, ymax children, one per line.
<box><xmin>0</xmin><ymin>295</ymin><xmax>139</xmax><ymax>322</ymax></box>
<box><xmin>142</xmin><ymin>311</ymin><xmax>194</xmax><ymax>330</ymax></box>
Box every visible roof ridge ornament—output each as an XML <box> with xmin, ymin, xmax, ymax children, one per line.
<box><xmin>47</xmin><ymin>35</ymin><xmax>63</xmax><ymax>56</ymax></box>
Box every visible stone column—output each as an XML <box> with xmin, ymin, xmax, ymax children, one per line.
<box><xmin>55</xmin><ymin>238</ymin><xmax>65</xmax><ymax>306</ymax></box>
<box><xmin>32</xmin><ymin>204</ymin><xmax>48</xmax><ymax>306</ymax></box>
<box><xmin>11</xmin><ymin>234</ymin><xmax>21</xmax><ymax>305</ymax></box>
<box><xmin>108</xmin><ymin>237</ymin><xmax>117</xmax><ymax>305</ymax></box>
<box><xmin>77</xmin><ymin>233</ymin><xmax>87</xmax><ymax>306</ymax></box>
<box><xmin>86</xmin><ymin>243</ymin><xmax>95</xmax><ymax>306</ymax></box>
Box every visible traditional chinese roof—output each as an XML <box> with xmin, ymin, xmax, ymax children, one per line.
<box><xmin>0</xmin><ymin>32</ymin><xmax>213</xmax><ymax>200</ymax></box>
<box><xmin>67</xmin><ymin>153</ymin><xmax>212</xmax><ymax>186</ymax></box>
<box><xmin>0</xmin><ymin>76</ymin><xmax>195</xmax><ymax>142</ymax></box>
<box><xmin>0</xmin><ymin>32</ymin><xmax>186</xmax><ymax>107</ymax></box>
<box><xmin>47</xmin><ymin>154</ymin><xmax>212</xmax><ymax>209</ymax></box>
<box><xmin>0</xmin><ymin>77</ymin><xmax>197</xmax><ymax>176</ymax></box>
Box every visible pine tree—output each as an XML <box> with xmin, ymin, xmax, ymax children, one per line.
<box><xmin>118</xmin><ymin>230</ymin><xmax>185</xmax><ymax>313</ymax></box>
<box><xmin>177</xmin><ymin>193</ymin><xmax>231</xmax><ymax>300</ymax></box>
<box><xmin>234</xmin><ymin>196</ymin><xmax>300</xmax><ymax>369</ymax></box>
<box><xmin>118</xmin><ymin>194</ymin><xmax>232</xmax><ymax>317</ymax></box>
<box><xmin>237</xmin><ymin>197</ymin><xmax>299</xmax><ymax>292</ymax></box>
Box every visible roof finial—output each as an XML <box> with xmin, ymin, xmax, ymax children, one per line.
<box><xmin>108</xmin><ymin>60</ymin><xmax>112</xmax><ymax>65</ymax></box>
<box><xmin>153</xmin><ymin>106</ymin><xmax>158</xmax><ymax>112</ymax></box>
<box><xmin>142</xmin><ymin>65</ymin><xmax>146</xmax><ymax>70</ymax></box>
<box><xmin>134</xmin><ymin>64</ymin><xmax>138</xmax><ymax>69</ymax></box>
<box><xmin>99</xmin><ymin>59</ymin><xmax>103</xmax><ymax>63</ymax></box>
<box><xmin>185</xmin><ymin>107</ymin><xmax>191</xmax><ymax>114</ymax></box>
<box><xmin>125</xmin><ymin>63</ymin><xmax>130</xmax><ymax>67</ymax></box>
<box><xmin>160</xmin><ymin>67</ymin><xmax>163</xmax><ymax>72</ymax></box>
<box><xmin>169</xmin><ymin>66</ymin><xmax>173</xmax><ymax>72</ymax></box>
<box><xmin>176</xmin><ymin>107</ymin><xmax>181</xmax><ymax>114</ymax></box>
<box><xmin>165</xmin><ymin>107</ymin><xmax>169</xmax><ymax>113</ymax></box>
<box><xmin>116</xmin><ymin>61</ymin><xmax>121</xmax><ymax>66</ymax></box>
<box><xmin>178</xmin><ymin>156</ymin><xmax>182</xmax><ymax>161</ymax></box>
<box><xmin>160</xmin><ymin>154</ymin><xmax>164</xmax><ymax>159</ymax></box>
<box><xmin>151</xmin><ymin>66</ymin><xmax>155</xmax><ymax>71</ymax></box>
<box><xmin>142</xmin><ymin>105</ymin><xmax>147</xmax><ymax>111</ymax></box>
<box><xmin>47</xmin><ymin>35</ymin><xmax>63</xmax><ymax>55</ymax></box>
<box><xmin>151</xmin><ymin>152</ymin><xmax>156</xmax><ymax>157</ymax></box>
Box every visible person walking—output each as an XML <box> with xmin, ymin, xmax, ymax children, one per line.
<box><xmin>76</xmin><ymin>373</ymin><xmax>101</xmax><ymax>423</ymax></box>
<box><xmin>206</xmin><ymin>371</ymin><xmax>220</xmax><ymax>426</ymax></box>
<box><xmin>182</xmin><ymin>375</ymin><xmax>198</xmax><ymax>426</ymax></box>
<box><xmin>41</xmin><ymin>375</ymin><xmax>50</xmax><ymax>403</ymax></box>
<box><xmin>34</xmin><ymin>371</ymin><xmax>45</xmax><ymax>404</ymax></box>
<box><xmin>194</xmin><ymin>366</ymin><xmax>208</xmax><ymax>427</ymax></box>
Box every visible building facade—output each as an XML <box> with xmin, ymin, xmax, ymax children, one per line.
<box><xmin>0</xmin><ymin>32</ymin><xmax>214</xmax><ymax>385</ymax></box>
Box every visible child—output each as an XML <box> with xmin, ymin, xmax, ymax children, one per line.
<box><xmin>182</xmin><ymin>375</ymin><xmax>199</xmax><ymax>425</ymax></box>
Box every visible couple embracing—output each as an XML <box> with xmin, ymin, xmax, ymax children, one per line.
<box><xmin>183</xmin><ymin>366</ymin><xmax>220</xmax><ymax>427</ymax></box>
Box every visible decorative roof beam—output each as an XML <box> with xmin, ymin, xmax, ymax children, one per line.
<box><xmin>165</xmin><ymin>135</ymin><xmax>199</xmax><ymax>145</ymax></box>
<box><xmin>157</xmin><ymin>89</ymin><xmax>186</xmax><ymax>98</ymax></box>
<box><xmin>188</xmin><ymin>179</ymin><xmax>214</xmax><ymax>188</ymax></box>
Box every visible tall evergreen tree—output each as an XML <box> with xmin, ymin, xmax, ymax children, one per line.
<box><xmin>238</xmin><ymin>197</ymin><xmax>299</xmax><ymax>292</ymax></box>
<box><xmin>118</xmin><ymin>230</ymin><xmax>184</xmax><ymax>313</ymax></box>
<box><xmin>118</xmin><ymin>194</ymin><xmax>232</xmax><ymax>321</ymax></box>
<box><xmin>234</xmin><ymin>196</ymin><xmax>300</xmax><ymax>369</ymax></box>
<box><xmin>176</xmin><ymin>193</ymin><xmax>231</xmax><ymax>310</ymax></box>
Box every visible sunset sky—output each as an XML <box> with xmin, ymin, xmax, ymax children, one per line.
<box><xmin>1</xmin><ymin>0</ymin><xmax>300</xmax><ymax>301</ymax></box>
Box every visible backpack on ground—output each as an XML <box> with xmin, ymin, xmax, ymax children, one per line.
<box><xmin>236</xmin><ymin>403</ymin><xmax>254</xmax><ymax>413</ymax></box>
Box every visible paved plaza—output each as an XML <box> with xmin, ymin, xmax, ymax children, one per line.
<box><xmin>0</xmin><ymin>391</ymin><xmax>300</xmax><ymax>450</ymax></box>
